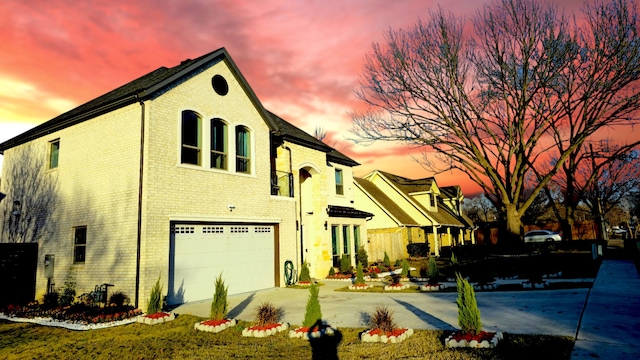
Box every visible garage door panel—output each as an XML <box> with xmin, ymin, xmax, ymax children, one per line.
<box><xmin>168</xmin><ymin>224</ymin><xmax>274</xmax><ymax>305</ymax></box>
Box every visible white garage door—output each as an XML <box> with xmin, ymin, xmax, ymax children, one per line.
<box><xmin>168</xmin><ymin>224</ymin><xmax>275</xmax><ymax>305</ymax></box>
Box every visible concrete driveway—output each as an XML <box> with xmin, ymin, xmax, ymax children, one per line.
<box><xmin>174</xmin><ymin>279</ymin><xmax>588</xmax><ymax>337</ymax></box>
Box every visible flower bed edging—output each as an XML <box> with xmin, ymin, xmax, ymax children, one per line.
<box><xmin>194</xmin><ymin>318</ymin><xmax>236</xmax><ymax>333</ymax></box>
<box><xmin>473</xmin><ymin>283</ymin><xmax>497</xmax><ymax>291</ymax></box>
<box><xmin>289</xmin><ymin>323</ymin><xmax>338</xmax><ymax>340</ymax></box>
<box><xmin>242</xmin><ymin>322</ymin><xmax>289</xmax><ymax>337</ymax></box>
<box><xmin>348</xmin><ymin>284</ymin><xmax>373</xmax><ymax>290</ymax></box>
<box><xmin>445</xmin><ymin>331</ymin><xmax>502</xmax><ymax>348</ymax></box>
<box><xmin>361</xmin><ymin>328</ymin><xmax>414</xmax><ymax>343</ymax></box>
<box><xmin>419</xmin><ymin>283</ymin><xmax>446</xmax><ymax>292</ymax></box>
<box><xmin>384</xmin><ymin>284</ymin><xmax>410</xmax><ymax>291</ymax></box>
<box><xmin>522</xmin><ymin>281</ymin><xmax>548</xmax><ymax>289</ymax></box>
<box><xmin>137</xmin><ymin>312</ymin><xmax>175</xmax><ymax>325</ymax></box>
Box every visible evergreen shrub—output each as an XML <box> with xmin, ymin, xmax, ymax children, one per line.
<box><xmin>210</xmin><ymin>273</ymin><xmax>228</xmax><ymax>320</ymax></box>
<box><xmin>147</xmin><ymin>276</ymin><xmax>163</xmax><ymax>314</ymax></box>
<box><xmin>303</xmin><ymin>284</ymin><xmax>322</xmax><ymax>327</ymax></box>
<box><xmin>299</xmin><ymin>262</ymin><xmax>311</xmax><ymax>282</ymax></box>
<box><xmin>456</xmin><ymin>272</ymin><xmax>482</xmax><ymax>335</ymax></box>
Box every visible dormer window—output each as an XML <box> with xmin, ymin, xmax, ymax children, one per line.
<box><xmin>430</xmin><ymin>194</ymin><xmax>436</xmax><ymax>207</ymax></box>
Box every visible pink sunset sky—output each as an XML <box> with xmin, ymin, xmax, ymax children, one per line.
<box><xmin>0</xmin><ymin>0</ymin><xmax>588</xmax><ymax>197</ymax></box>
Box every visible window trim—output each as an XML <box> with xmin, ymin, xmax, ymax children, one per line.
<box><xmin>73</xmin><ymin>226</ymin><xmax>87</xmax><ymax>264</ymax></box>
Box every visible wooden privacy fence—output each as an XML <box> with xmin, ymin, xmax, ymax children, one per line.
<box><xmin>475</xmin><ymin>221</ymin><xmax>598</xmax><ymax>245</ymax></box>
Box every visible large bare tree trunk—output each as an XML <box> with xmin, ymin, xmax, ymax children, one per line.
<box><xmin>503</xmin><ymin>203</ymin><xmax>523</xmax><ymax>246</ymax></box>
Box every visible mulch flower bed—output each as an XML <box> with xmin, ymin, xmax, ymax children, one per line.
<box><xmin>361</xmin><ymin>328</ymin><xmax>414</xmax><ymax>343</ymax></box>
<box><xmin>242</xmin><ymin>323</ymin><xmax>289</xmax><ymax>337</ymax></box>
<box><xmin>445</xmin><ymin>331</ymin><xmax>503</xmax><ymax>348</ymax></box>
<box><xmin>348</xmin><ymin>284</ymin><xmax>373</xmax><ymax>290</ymax></box>
<box><xmin>325</xmin><ymin>274</ymin><xmax>353</xmax><ymax>281</ymax></box>
<box><xmin>419</xmin><ymin>283</ymin><xmax>446</xmax><ymax>291</ymax></box>
<box><xmin>137</xmin><ymin>312</ymin><xmax>175</xmax><ymax>325</ymax></box>
<box><xmin>289</xmin><ymin>322</ymin><xmax>338</xmax><ymax>340</ymax></box>
<box><xmin>194</xmin><ymin>318</ymin><xmax>236</xmax><ymax>333</ymax></box>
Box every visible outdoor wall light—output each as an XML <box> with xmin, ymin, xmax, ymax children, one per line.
<box><xmin>228</xmin><ymin>204</ymin><xmax>235</xmax><ymax>211</ymax></box>
<box><xmin>324</xmin><ymin>221</ymin><xmax>328</xmax><ymax>230</ymax></box>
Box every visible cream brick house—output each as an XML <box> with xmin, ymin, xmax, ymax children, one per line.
<box><xmin>0</xmin><ymin>48</ymin><xmax>368</xmax><ymax>308</ymax></box>
<box><xmin>354</xmin><ymin>170</ymin><xmax>474</xmax><ymax>260</ymax></box>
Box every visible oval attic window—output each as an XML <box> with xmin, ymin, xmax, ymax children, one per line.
<box><xmin>212</xmin><ymin>75</ymin><xmax>229</xmax><ymax>96</ymax></box>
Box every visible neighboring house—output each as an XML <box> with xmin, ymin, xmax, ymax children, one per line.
<box><xmin>354</xmin><ymin>170</ymin><xmax>474</xmax><ymax>260</ymax></box>
<box><xmin>0</xmin><ymin>48</ymin><xmax>366</xmax><ymax>307</ymax></box>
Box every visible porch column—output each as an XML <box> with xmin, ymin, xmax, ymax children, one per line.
<box><xmin>432</xmin><ymin>225</ymin><xmax>440</xmax><ymax>257</ymax></box>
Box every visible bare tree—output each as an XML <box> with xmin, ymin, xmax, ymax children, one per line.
<box><xmin>463</xmin><ymin>194</ymin><xmax>497</xmax><ymax>223</ymax></box>
<box><xmin>1</xmin><ymin>144</ymin><xmax>58</xmax><ymax>244</ymax></box>
<box><xmin>351</xmin><ymin>0</ymin><xmax>640</xmax><ymax>244</ymax></box>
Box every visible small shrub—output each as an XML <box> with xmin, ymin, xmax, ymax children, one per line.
<box><xmin>299</xmin><ymin>262</ymin><xmax>311</xmax><ymax>282</ymax></box>
<box><xmin>147</xmin><ymin>276</ymin><xmax>163</xmax><ymax>314</ymax></box>
<box><xmin>303</xmin><ymin>283</ymin><xmax>322</xmax><ymax>327</ymax></box>
<box><xmin>59</xmin><ymin>271</ymin><xmax>76</xmax><ymax>307</ymax></box>
<box><xmin>383</xmin><ymin>251</ymin><xmax>391</xmax><ymax>267</ymax></box>
<box><xmin>427</xmin><ymin>257</ymin><xmax>439</xmax><ymax>284</ymax></box>
<box><xmin>42</xmin><ymin>291</ymin><xmax>59</xmax><ymax>309</ymax></box>
<box><xmin>419</xmin><ymin>260</ymin><xmax>428</xmax><ymax>278</ymax></box>
<box><xmin>210</xmin><ymin>273</ymin><xmax>228</xmax><ymax>320</ymax></box>
<box><xmin>369</xmin><ymin>305</ymin><xmax>396</xmax><ymax>333</ymax></box>
<box><xmin>340</xmin><ymin>254</ymin><xmax>351</xmax><ymax>274</ymax></box>
<box><xmin>355</xmin><ymin>262</ymin><xmax>365</xmax><ymax>285</ymax></box>
<box><xmin>401</xmin><ymin>259</ymin><xmax>410</xmax><ymax>277</ymax></box>
<box><xmin>78</xmin><ymin>292</ymin><xmax>95</xmax><ymax>306</ymax></box>
<box><xmin>255</xmin><ymin>301</ymin><xmax>281</xmax><ymax>326</ymax></box>
<box><xmin>356</xmin><ymin>246</ymin><xmax>369</xmax><ymax>268</ymax></box>
<box><xmin>328</xmin><ymin>267</ymin><xmax>336</xmax><ymax>277</ymax></box>
<box><xmin>456</xmin><ymin>272</ymin><xmax>482</xmax><ymax>335</ymax></box>
<box><xmin>394</xmin><ymin>259</ymin><xmax>401</xmax><ymax>267</ymax></box>
<box><xmin>451</xmin><ymin>252</ymin><xmax>459</xmax><ymax>266</ymax></box>
<box><xmin>407</xmin><ymin>242</ymin><xmax>429</xmax><ymax>257</ymax></box>
<box><xmin>390</xmin><ymin>274</ymin><xmax>401</xmax><ymax>285</ymax></box>
<box><xmin>109</xmin><ymin>291</ymin><xmax>129</xmax><ymax>307</ymax></box>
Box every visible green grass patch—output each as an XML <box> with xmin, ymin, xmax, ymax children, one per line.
<box><xmin>0</xmin><ymin>315</ymin><xmax>574</xmax><ymax>359</ymax></box>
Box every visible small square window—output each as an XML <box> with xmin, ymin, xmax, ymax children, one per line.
<box><xmin>49</xmin><ymin>140</ymin><xmax>60</xmax><ymax>169</ymax></box>
<box><xmin>74</xmin><ymin>227</ymin><xmax>87</xmax><ymax>263</ymax></box>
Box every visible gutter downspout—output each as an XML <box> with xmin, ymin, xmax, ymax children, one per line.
<box><xmin>134</xmin><ymin>96</ymin><xmax>145</xmax><ymax>308</ymax></box>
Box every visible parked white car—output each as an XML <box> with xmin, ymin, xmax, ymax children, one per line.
<box><xmin>524</xmin><ymin>230</ymin><xmax>562</xmax><ymax>243</ymax></box>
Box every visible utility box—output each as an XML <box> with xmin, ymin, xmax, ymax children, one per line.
<box><xmin>44</xmin><ymin>254</ymin><xmax>55</xmax><ymax>279</ymax></box>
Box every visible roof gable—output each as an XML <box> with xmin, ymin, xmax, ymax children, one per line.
<box><xmin>269</xmin><ymin>111</ymin><xmax>359</xmax><ymax>167</ymax></box>
<box><xmin>0</xmin><ymin>48</ymin><xmax>276</xmax><ymax>153</ymax></box>
<box><xmin>363</xmin><ymin>169</ymin><xmax>471</xmax><ymax>228</ymax></box>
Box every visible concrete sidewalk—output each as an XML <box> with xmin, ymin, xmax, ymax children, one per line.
<box><xmin>570</xmin><ymin>259</ymin><xmax>640</xmax><ymax>359</ymax></box>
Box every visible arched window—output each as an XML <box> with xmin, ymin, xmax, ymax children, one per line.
<box><xmin>235</xmin><ymin>126</ymin><xmax>250</xmax><ymax>174</ymax></box>
<box><xmin>210</xmin><ymin>119</ymin><xmax>227</xmax><ymax>169</ymax></box>
<box><xmin>181</xmin><ymin>110</ymin><xmax>201</xmax><ymax>165</ymax></box>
